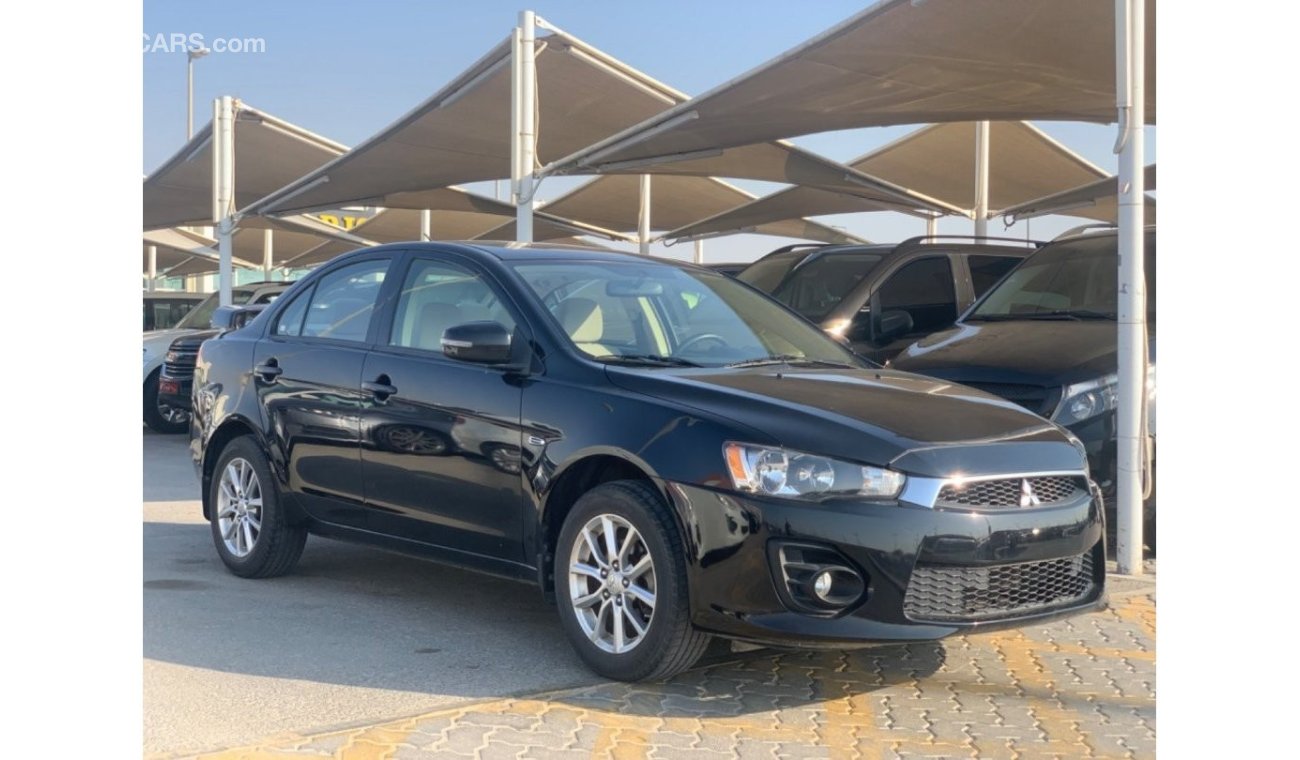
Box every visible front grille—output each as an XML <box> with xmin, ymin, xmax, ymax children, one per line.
<box><xmin>904</xmin><ymin>551</ymin><xmax>1096</xmax><ymax>622</ymax></box>
<box><xmin>163</xmin><ymin>348</ymin><xmax>199</xmax><ymax>380</ymax></box>
<box><xmin>960</xmin><ymin>381</ymin><xmax>1059</xmax><ymax>416</ymax></box>
<box><xmin>937</xmin><ymin>475</ymin><xmax>1083</xmax><ymax>509</ymax></box>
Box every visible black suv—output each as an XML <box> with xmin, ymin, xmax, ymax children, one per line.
<box><xmin>891</xmin><ymin>227</ymin><xmax>1156</xmax><ymax>549</ymax></box>
<box><xmin>737</xmin><ymin>238</ymin><xmax>1036</xmax><ymax>363</ymax></box>
<box><xmin>191</xmin><ymin>242</ymin><xmax>1105</xmax><ymax>681</ymax></box>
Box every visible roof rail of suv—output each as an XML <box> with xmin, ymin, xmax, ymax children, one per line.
<box><xmin>1050</xmin><ymin>224</ymin><xmax>1118</xmax><ymax>241</ymax></box>
<box><xmin>894</xmin><ymin>235</ymin><xmax>1044</xmax><ymax>255</ymax></box>
<box><xmin>762</xmin><ymin>243</ymin><xmax>828</xmax><ymax>257</ymax></box>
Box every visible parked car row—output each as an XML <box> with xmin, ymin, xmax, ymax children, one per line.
<box><xmin>143</xmin><ymin>282</ymin><xmax>291</xmax><ymax>433</ymax></box>
<box><xmin>185</xmin><ymin>239</ymin><xmax>1126</xmax><ymax>683</ymax></box>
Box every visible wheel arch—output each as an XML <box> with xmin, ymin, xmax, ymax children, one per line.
<box><xmin>536</xmin><ymin>448</ymin><xmax>687</xmax><ymax>597</ymax></box>
<box><xmin>200</xmin><ymin>415</ymin><xmax>268</xmax><ymax>521</ymax></box>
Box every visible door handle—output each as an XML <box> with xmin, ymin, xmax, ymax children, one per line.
<box><xmin>254</xmin><ymin>359</ymin><xmax>283</xmax><ymax>382</ymax></box>
<box><xmin>362</xmin><ymin>376</ymin><xmax>397</xmax><ymax>400</ymax></box>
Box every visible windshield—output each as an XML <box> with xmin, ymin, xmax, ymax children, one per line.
<box><xmin>512</xmin><ymin>261</ymin><xmax>864</xmax><ymax>369</ymax></box>
<box><xmin>736</xmin><ymin>250</ymin><xmax>811</xmax><ymax>293</ymax></box>
<box><xmin>969</xmin><ymin>235</ymin><xmax>1156</xmax><ymax>321</ymax></box>
<box><xmin>741</xmin><ymin>251</ymin><xmax>884</xmax><ymax>321</ymax></box>
<box><xmin>174</xmin><ymin>289</ymin><xmax>255</xmax><ymax>330</ymax></box>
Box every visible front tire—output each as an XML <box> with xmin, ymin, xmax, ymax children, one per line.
<box><xmin>209</xmin><ymin>436</ymin><xmax>307</xmax><ymax>578</ymax></box>
<box><xmin>554</xmin><ymin>480</ymin><xmax>710</xmax><ymax>681</ymax></box>
<box><xmin>143</xmin><ymin>370</ymin><xmax>189</xmax><ymax>434</ymax></box>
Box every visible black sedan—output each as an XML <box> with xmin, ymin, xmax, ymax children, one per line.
<box><xmin>190</xmin><ymin>242</ymin><xmax>1106</xmax><ymax>681</ymax></box>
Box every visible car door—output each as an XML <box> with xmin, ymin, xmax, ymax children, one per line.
<box><xmin>358</xmin><ymin>253</ymin><xmax>528</xmax><ymax>562</ymax></box>
<box><xmin>847</xmin><ymin>255</ymin><xmax>959</xmax><ymax>363</ymax></box>
<box><xmin>253</xmin><ymin>255</ymin><xmax>393</xmax><ymax>529</ymax></box>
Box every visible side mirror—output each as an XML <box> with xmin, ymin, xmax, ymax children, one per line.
<box><xmin>442</xmin><ymin>321</ymin><xmax>515</xmax><ymax>365</ymax></box>
<box><xmin>211</xmin><ymin>304</ymin><xmax>266</xmax><ymax>331</ymax></box>
<box><xmin>875</xmin><ymin>309</ymin><xmax>914</xmax><ymax>343</ymax></box>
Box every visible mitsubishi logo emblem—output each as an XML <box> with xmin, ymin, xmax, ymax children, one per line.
<box><xmin>1019</xmin><ymin>479</ymin><xmax>1041</xmax><ymax>508</ymax></box>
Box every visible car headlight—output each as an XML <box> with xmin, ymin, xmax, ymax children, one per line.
<box><xmin>723</xmin><ymin>442</ymin><xmax>905</xmax><ymax>499</ymax></box>
<box><xmin>1051</xmin><ymin>373</ymin><xmax>1118</xmax><ymax>425</ymax></box>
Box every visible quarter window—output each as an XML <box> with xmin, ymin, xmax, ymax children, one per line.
<box><xmin>273</xmin><ymin>289</ymin><xmax>311</xmax><ymax>337</ymax></box>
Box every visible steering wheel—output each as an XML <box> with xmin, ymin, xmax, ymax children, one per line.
<box><xmin>675</xmin><ymin>333</ymin><xmax>728</xmax><ymax>354</ymax></box>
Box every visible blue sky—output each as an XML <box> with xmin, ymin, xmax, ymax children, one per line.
<box><xmin>144</xmin><ymin>0</ymin><xmax>1156</xmax><ymax>262</ymax></box>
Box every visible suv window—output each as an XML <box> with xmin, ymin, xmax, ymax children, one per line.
<box><xmin>873</xmin><ymin>257</ymin><xmax>956</xmax><ymax>335</ymax></box>
<box><xmin>736</xmin><ymin>249</ymin><xmax>814</xmax><ymax>293</ymax></box>
<box><xmin>389</xmin><ymin>259</ymin><xmax>517</xmax><ymax>352</ymax></box>
<box><xmin>768</xmin><ymin>252</ymin><xmax>885</xmax><ymax>321</ymax></box>
<box><xmin>971</xmin><ymin>236</ymin><xmax>1156</xmax><ymax>320</ymax></box>
<box><xmin>295</xmin><ymin>259</ymin><xmax>389</xmax><ymax>341</ymax></box>
<box><xmin>968</xmin><ymin>255</ymin><xmax>1022</xmax><ymax>298</ymax></box>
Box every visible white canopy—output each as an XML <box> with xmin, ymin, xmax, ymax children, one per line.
<box><xmin>143</xmin><ymin>103</ymin><xmax>346</xmax><ymax>230</ymax></box>
<box><xmin>142</xmin><ymin>228</ymin><xmax>256</xmax><ymax>277</ymax></box>
<box><xmin>1001</xmin><ymin>164</ymin><xmax>1157</xmax><ymax>224</ymax></box>
<box><xmin>547</xmin><ymin>0</ymin><xmax>1156</xmax><ymax>176</ymax></box>
<box><xmin>666</xmin><ymin>121</ymin><xmax>1109</xmax><ymax>241</ymax></box>
<box><xmin>483</xmin><ymin>174</ymin><xmax>863</xmax><ymax>244</ymax></box>
<box><xmin>246</xmin><ymin>27</ymin><xmax>941</xmax><ymax>217</ymax></box>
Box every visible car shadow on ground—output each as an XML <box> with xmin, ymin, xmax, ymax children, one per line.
<box><xmin>144</xmin><ymin>517</ymin><xmax>942</xmax><ymax>713</ymax></box>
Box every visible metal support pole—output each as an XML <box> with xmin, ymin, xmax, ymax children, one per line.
<box><xmin>638</xmin><ymin>174</ymin><xmax>652</xmax><ymax>256</ymax></box>
<box><xmin>694</xmin><ymin>239</ymin><xmax>704</xmax><ymax>265</ymax></box>
<box><xmin>187</xmin><ymin>57</ymin><xmax>194</xmax><ymax>140</ymax></box>
<box><xmin>262</xmin><ymin>229</ymin><xmax>274</xmax><ymax>280</ymax></box>
<box><xmin>926</xmin><ymin>214</ymin><xmax>939</xmax><ymax>238</ymax></box>
<box><xmin>511</xmin><ymin>11</ymin><xmax>537</xmax><ymax>243</ymax></box>
<box><xmin>420</xmin><ymin>209</ymin><xmax>432</xmax><ymax>241</ymax></box>
<box><xmin>973</xmin><ymin>121</ymin><xmax>990</xmax><ymax>239</ymax></box>
<box><xmin>1114</xmin><ymin>0</ymin><xmax>1146</xmax><ymax>575</ymax></box>
<box><xmin>147</xmin><ymin>245</ymin><xmax>158</xmax><ymax>292</ymax></box>
<box><xmin>212</xmin><ymin>95</ymin><xmax>236</xmax><ymax>305</ymax></box>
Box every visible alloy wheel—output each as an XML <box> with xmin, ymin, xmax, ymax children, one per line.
<box><xmin>567</xmin><ymin>514</ymin><xmax>657</xmax><ymax>654</ymax></box>
<box><xmin>216</xmin><ymin>458</ymin><xmax>263</xmax><ymax>557</ymax></box>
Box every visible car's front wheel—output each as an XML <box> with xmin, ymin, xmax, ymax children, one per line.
<box><xmin>209</xmin><ymin>436</ymin><xmax>307</xmax><ymax>578</ymax></box>
<box><xmin>554</xmin><ymin>480</ymin><xmax>710</xmax><ymax>681</ymax></box>
<box><xmin>143</xmin><ymin>370</ymin><xmax>189</xmax><ymax>434</ymax></box>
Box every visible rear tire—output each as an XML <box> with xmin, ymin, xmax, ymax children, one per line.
<box><xmin>143</xmin><ymin>370</ymin><xmax>189</xmax><ymax>434</ymax></box>
<box><xmin>554</xmin><ymin>480</ymin><xmax>710</xmax><ymax>681</ymax></box>
<box><xmin>209</xmin><ymin>436</ymin><xmax>307</xmax><ymax>578</ymax></box>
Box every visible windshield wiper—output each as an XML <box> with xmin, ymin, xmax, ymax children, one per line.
<box><xmin>970</xmin><ymin>309</ymin><xmax>1115</xmax><ymax>322</ymax></box>
<box><xmin>726</xmin><ymin>354</ymin><xmax>856</xmax><ymax>369</ymax></box>
<box><xmin>594</xmin><ymin>354</ymin><xmax>702</xmax><ymax>368</ymax></box>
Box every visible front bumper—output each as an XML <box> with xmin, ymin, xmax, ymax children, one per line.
<box><xmin>664</xmin><ymin>481</ymin><xmax>1106</xmax><ymax>649</ymax></box>
<box><xmin>157</xmin><ymin>374</ymin><xmax>192</xmax><ymax>411</ymax></box>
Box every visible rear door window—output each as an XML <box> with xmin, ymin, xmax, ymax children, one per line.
<box><xmin>296</xmin><ymin>259</ymin><xmax>390</xmax><ymax>342</ymax></box>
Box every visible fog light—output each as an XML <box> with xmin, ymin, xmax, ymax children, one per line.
<box><xmin>813</xmin><ymin>571</ymin><xmax>834</xmax><ymax>600</ymax></box>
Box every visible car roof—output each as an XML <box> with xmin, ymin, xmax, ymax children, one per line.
<box><xmin>143</xmin><ymin>291</ymin><xmax>206</xmax><ymax>299</ymax></box>
<box><xmin>345</xmin><ymin>241</ymin><xmax>719</xmax><ymax>270</ymax></box>
<box><xmin>755</xmin><ymin>236</ymin><xmax>1037</xmax><ymax>264</ymax></box>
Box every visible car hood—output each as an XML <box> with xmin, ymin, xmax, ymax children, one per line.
<box><xmin>890</xmin><ymin>321</ymin><xmax>1139</xmax><ymax>386</ymax></box>
<box><xmin>143</xmin><ymin>328</ymin><xmax>200</xmax><ymax>355</ymax></box>
<box><xmin>606</xmin><ymin>365</ymin><xmax>1083</xmax><ymax>479</ymax></box>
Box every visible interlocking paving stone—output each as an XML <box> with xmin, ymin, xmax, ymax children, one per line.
<box><xmin>169</xmin><ymin>590</ymin><xmax>1155</xmax><ymax>760</ymax></box>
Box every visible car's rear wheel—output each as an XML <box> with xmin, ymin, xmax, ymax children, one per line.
<box><xmin>143</xmin><ymin>370</ymin><xmax>189</xmax><ymax>434</ymax></box>
<box><xmin>554</xmin><ymin>480</ymin><xmax>710</xmax><ymax>681</ymax></box>
<box><xmin>209</xmin><ymin>436</ymin><xmax>307</xmax><ymax>578</ymax></box>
